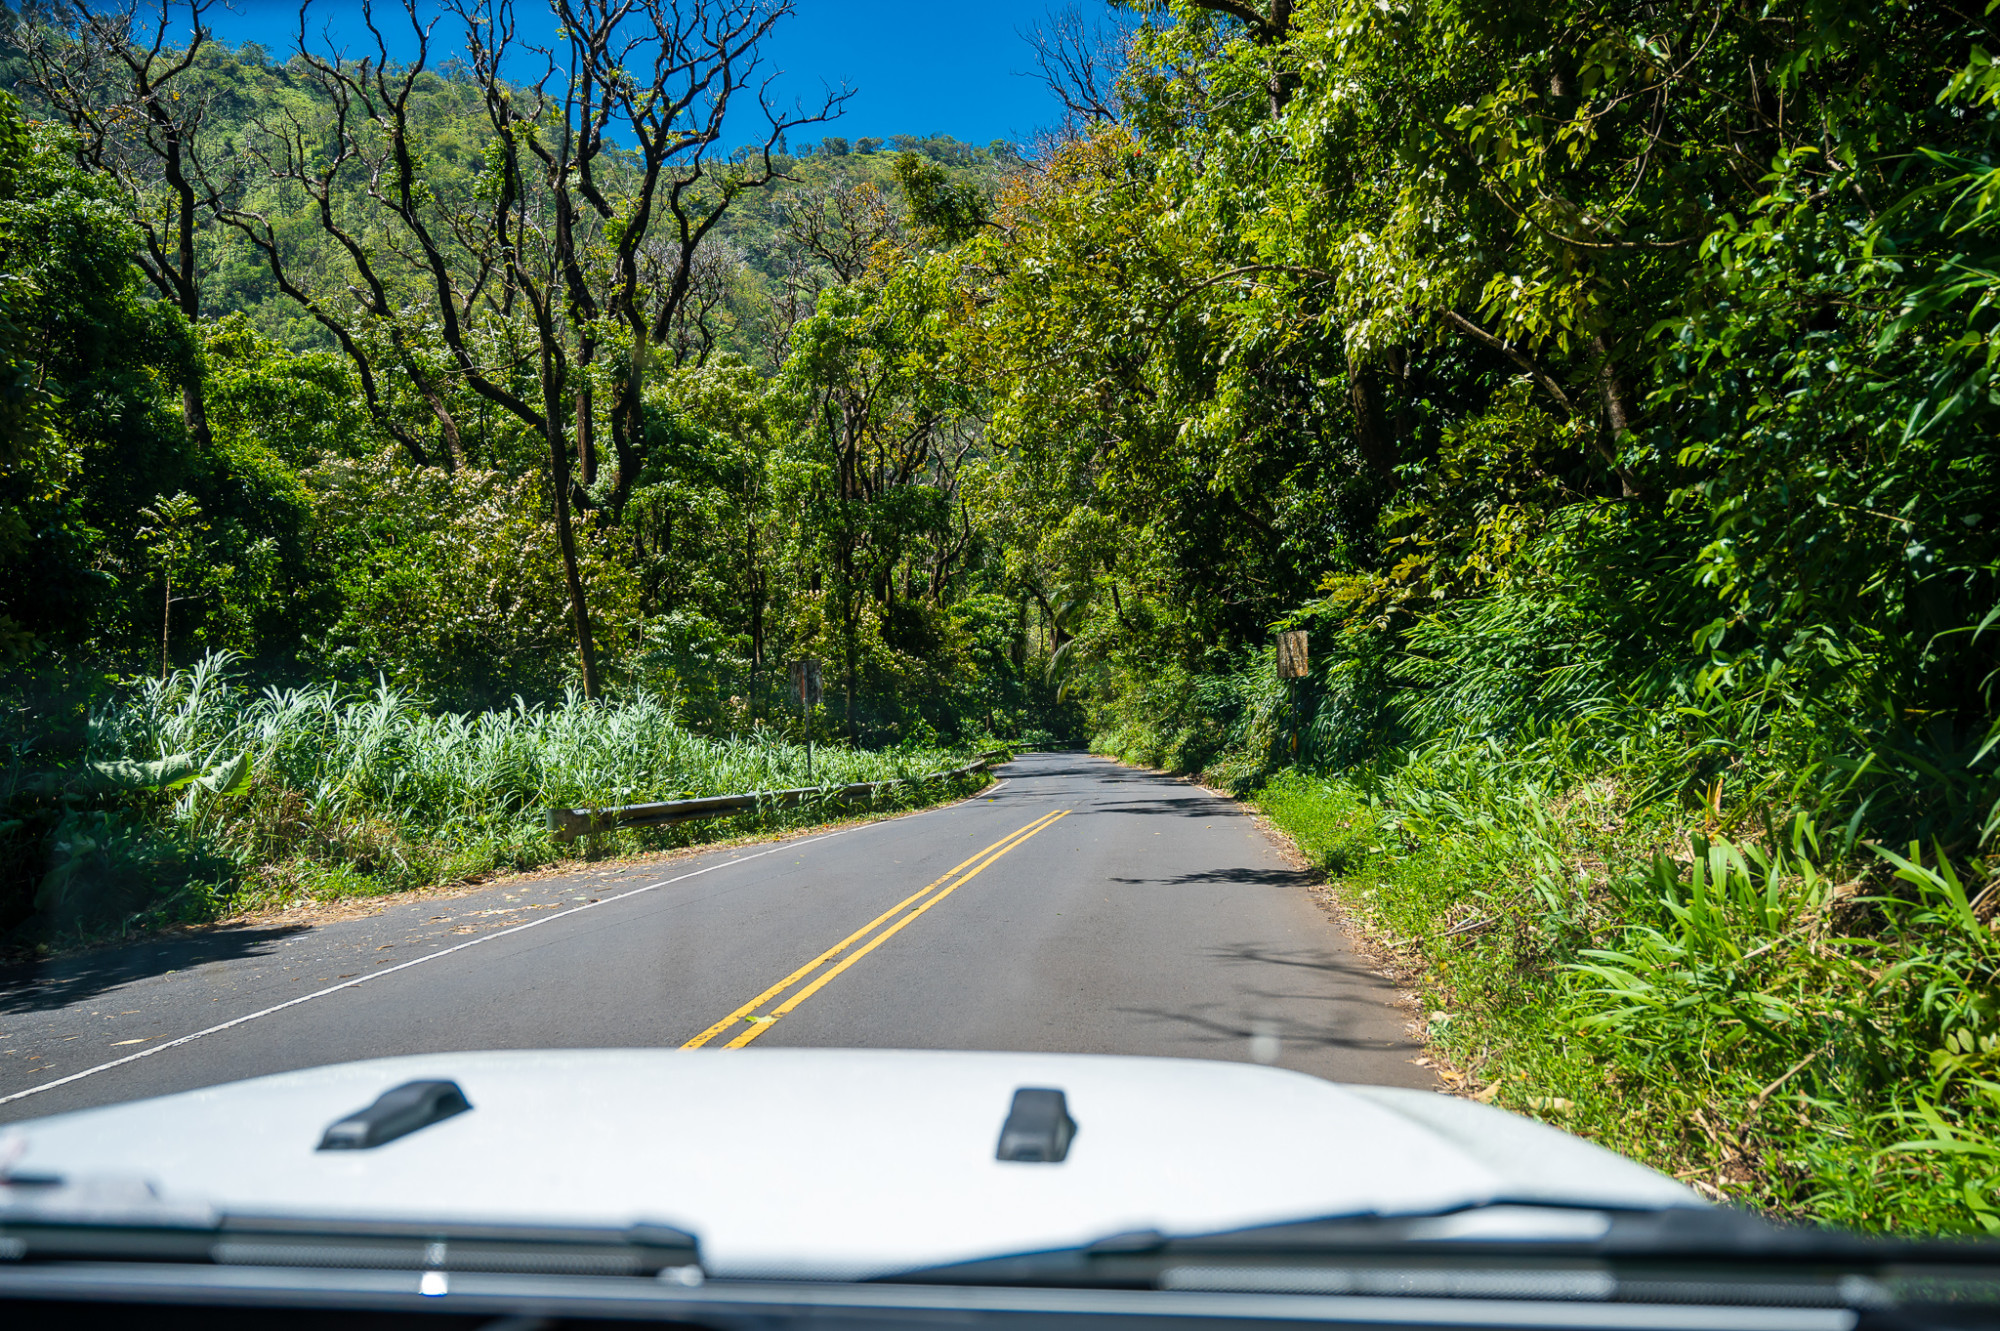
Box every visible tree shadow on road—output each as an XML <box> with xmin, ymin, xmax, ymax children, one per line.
<box><xmin>1113</xmin><ymin>940</ymin><xmax>1429</xmax><ymax>1082</ymax></box>
<box><xmin>1202</xmin><ymin>941</ymin><xmax>1395</xmax><ymax>978</ymax></box>
<box><xmin>1108</xmin><ymin>868</ymin><xmax>1309</xmax><ymax>889</ymax></box>
<box><xmin>0</xmin><ymin>924</ymin><xmax>310</xmax><ymax>1015</ymax></box>
<box><xmin>1114</xmin><ymin>1000</ymin><xmax>1417</xmax><ymax>1058</ymax></box>
<box><xmin>1084</xmin><ymin>797</ymin><xmax>1246</xmax><ymax>818</ymax></box>
<box><xmin>997</xmin><ymin>758</ymin><xmax>1130</xmax><ymax>780</ymax></box>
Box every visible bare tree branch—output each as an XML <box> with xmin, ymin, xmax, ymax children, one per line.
<box><xmin>13</xmin><ymin>0</ymin><xmax>224</xmax><ymax>446</ymax></box>
<box><xmin>1020</xmin><ymin>3</ymin><xmax>1130</xmax><ymax>137</ymax></box>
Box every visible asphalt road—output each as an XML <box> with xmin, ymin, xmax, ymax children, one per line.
<box><xmin>0</xmin><ymin>752</ymin><xmax>1429</xmax><ymax>1123</ymax></box>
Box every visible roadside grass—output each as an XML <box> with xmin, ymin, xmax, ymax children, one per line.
<box><xmin>1251</xmin><ymin>752</ymin><xmax>2000</xmax><ymax>1234</ymax></box>
<box><xmin>8</xmin><ymin>655</ymin><xmax>997</xmax><ymax>948</ymax></box>
<box><xmin>193</xmin><ymin>780</ymin><xmax>1010</xmax><ymax>948</ymax></box>
<box><xmin>1086</xmin><ymin>600</ymin><xmax>1999</xmax><ymax>1233</ymax></box>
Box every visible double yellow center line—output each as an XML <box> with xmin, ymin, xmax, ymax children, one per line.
<box><xmin>681</xmin><ymin>808</ymin><xmax>1071</xmax><ymax>1049</ymax></box>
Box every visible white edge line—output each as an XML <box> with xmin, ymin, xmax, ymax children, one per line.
<box><xmin>0</xmin><ymin>790</ymin><xmax>988</xmax><ymax>1111</ymax></box>
<box><xmin>1</xmin><ymin>765</ymin><xmax>1022</xmax><ymax>1111</ymax></box>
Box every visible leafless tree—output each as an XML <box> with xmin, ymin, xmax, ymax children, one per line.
<box><xmin>1020</xmin><ymin>2</ymin><xmax>1130</xmax><ymax>137</ymax></box>
<box><xmin>639</xmin><ymin>234</ymin><xmax>750</xmax><ymax>370</ymax></box>
<box><xmin>759</xmin><ymin>179</ymin><xmax>897</xmax><ymax>362</ymax></box>
<box><xmin>216</xmin><ymin>0</ymin><xmax>845</xmax><ymax>698</ymax></box>
<box><xmin>13</xmin><ymin>0</ymin><xmax>226</xmax><ymax>447</ymax></box>
<box><xmin>780</xmin><ymin>181</ymin><xmax>897</xmax><ymax>285</ymax></box>
<box><xmin>1033</xmin><ymin>1</ymin><xmax>1295</xmax><ymax>123</ymax></box>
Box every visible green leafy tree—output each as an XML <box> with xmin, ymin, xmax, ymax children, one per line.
<box><xmin>15</xmin><ymin>0</ymin><xmax>229</xmax><ymax>449</ymax></box>
<box><xmin>134</xmin><ymin>491</ymin><xmax>206</xmax><ymax>678</ymax></box>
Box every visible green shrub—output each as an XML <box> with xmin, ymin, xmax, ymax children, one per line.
<box><xmin>1256</xmin><ymin>732</ymin><xmax>2000</xmax><ymax>1234</ymax></box>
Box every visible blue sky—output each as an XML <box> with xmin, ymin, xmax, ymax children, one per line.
<box><xmin>200</xmin><ymin>1</ymin><xmax>1071</xmax><ymax>146</ymax></box>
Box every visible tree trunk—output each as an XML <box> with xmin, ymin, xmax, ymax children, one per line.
<box><xmin>1591</xmin><ymin>333</ymin><xmax>1646</xmax><ymax>499</ymax></box>
<box><xmin>181</xmin><ymin>381</ymin><xmax>211</xmax><ymax>451</ymax></box>
<box><xmin>539</xmin><ymin>351</ymin><xmax>601</xmax><ymax>699</ymax></box>
<box><xmin>1265</xmin><ymin>0</ymin><xmax>1295</xmax><ymax>114</ymax></box>
<box><xmin>844</xmin><ymin>607</ymin><xmax>859</xmax><ymax>743</ymax></box>
<box><xmin>551</xmin><ymin>444</ymin><xmax>602</xmax><ymax>699</ymax></box>
<box><xmin>1347</xmin><ymin>354</ymin><xmax>1398</xmax><ymax>492</ymax></box>
<box><xmin>162</xmin><ymin>123</ymin><xmax>215</xmax><ymax>451</ymax></box>
<box><xmin>747</xmin><ymin>534</ymin><xmax>760</xmax><ymax>670</ymax></box>
<box><xmin>412</xmin><ymin>374</ymin><xmax>464</xmax><ymax>470</ymax></box>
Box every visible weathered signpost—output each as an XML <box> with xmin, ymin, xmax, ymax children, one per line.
<box><xmin>789</xmin><ymin>659</ymin><xmax>822</xmax><ymax>781</ymax></box>
<box><xmin>1277</xmin><ymin>630</ymin><xmax>1308</xmax><ymax>679</ymax></box>
<box><xmin>1276</xmin><ymin>630</ymin><xmax>1308</xmax><ymax>757</ymax></box>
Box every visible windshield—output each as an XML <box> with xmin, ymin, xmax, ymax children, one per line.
<box><xmin>2</xmin><ymin>0</ymin><xmax>1998</xmax><ymax>1321</ymax></box>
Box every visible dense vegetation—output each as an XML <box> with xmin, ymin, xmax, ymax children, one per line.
<box><xmin>0</xmin><ymin>0</ymin><xmax>1995</xmax><ymax>1228</ymax></box>
<box><xmin>0</xmin><ymin>0</ymin><xmax>1051</xmax><ymax>946</ymax></box>
<box><xmin>29</xmin><ymin>654</ymin><xmax>985</xmax><ymax>940</ymax></box>
<box><xmin>1054</xmin><ymin>0</ymin><xmax>2000</xmax><ymax>1230</ymax></box>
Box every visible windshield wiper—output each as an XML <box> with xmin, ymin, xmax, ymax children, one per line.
<box><xmin>0</xmin><ymin>1174</ymin><xmax>701</xmax><ymax>1279</ymax></box>
<box><xmin>884</xmin><ymin>1201</ymin><xmax>2000</xmax><ymax>1311</ymax></box>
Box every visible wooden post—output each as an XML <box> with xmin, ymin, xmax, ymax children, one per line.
<box><xmin>1277</xmin><ymin>630</ymin><xmax>1309</xmax><ymax>761</ymax></box>
<box><xmin>790</xmin><ymin>659</ymin><xmax>823</xmax><ymax>782</ymax></box>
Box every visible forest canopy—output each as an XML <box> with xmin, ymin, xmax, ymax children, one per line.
<box><xmin>0</xmin><ymin>0</ymin><xmax>1998</xmax><ymax>1227</ymax></box>
<box><xmin>0</xmin><ymin>0</ymin><xmax>1990</xmax><ymax>842</ymax></box>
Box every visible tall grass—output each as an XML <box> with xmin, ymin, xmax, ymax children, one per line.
<box><xmin>1089</xmin><ymin>547</ymin><xmax>1997</xmax><ymax>1230</ymax></box>
<box><xmin>15</xmin><ymin>654</ymin><xmax>989</xmax><ymax>942</ymax></box>
<box><xmin>1255</xmin><ymin>720</ymin><xmax>2000</xmax><ymax>1234</ymax></box>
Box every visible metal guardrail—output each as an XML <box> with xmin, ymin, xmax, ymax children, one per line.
<box><xmin>544</xmin><ymin>750</ymin><xmax>1013</xmax><ymax>843</ymax></box>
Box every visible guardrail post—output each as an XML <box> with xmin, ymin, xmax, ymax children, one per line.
<box><xmin>543</xmin><ymin>750</ymin><xmax>1010</xmax><ymax>846</ymax></box>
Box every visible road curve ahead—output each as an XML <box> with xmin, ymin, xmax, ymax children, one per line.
<box><xmin>0</xmin><ymin>753</ymin><xmax>1430</xmax><ymax>1122</ymax></box>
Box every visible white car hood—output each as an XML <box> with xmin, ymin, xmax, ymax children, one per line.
<box><xmin>1</xmin><ymin>1049</ymin><xmax>1698</xmax><ymax>1277</ymax></box>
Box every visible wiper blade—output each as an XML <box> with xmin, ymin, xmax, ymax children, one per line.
<box><xmin>209</xmin><ymin>1217</ymin><xmax>701</xmax><ymax>1279</ymax></box>
<box><xmin>886</xmin><ymin>1202</ymin><xmax>2000</xmax><ymax>1305</ymax></box>
<box><xmin>1</xmin><ymin>1175</ymin><xmax>701</xmax><ymax>1278</ymax></box>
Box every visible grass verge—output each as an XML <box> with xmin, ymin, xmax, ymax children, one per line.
<box><xmin>5</xmin><ymin>656</ymin><xmax>1005</xmax><ymax>951</ymax></box>
<box><xmin>1249</xmin><ymin>758</ymin><xmax>2000</xmax><ymax>1235</ymax></box>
